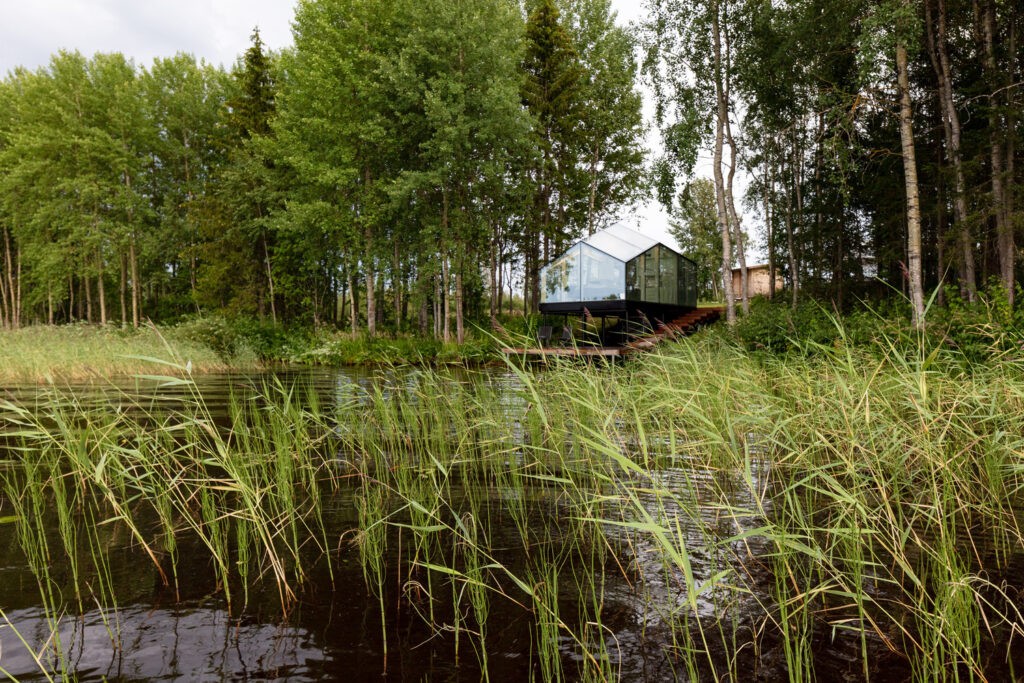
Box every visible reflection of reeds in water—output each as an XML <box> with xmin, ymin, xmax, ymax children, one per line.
<box><xmin>1</xmin><ymin>323</ymin><xmax>1023</xmax><ymax>680</ymax></box>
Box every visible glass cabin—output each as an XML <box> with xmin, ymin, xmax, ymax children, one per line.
<box><xmin>540</xmin><ymin>224</ymin><xmax>697</xmax><ymax>319</ymax></box>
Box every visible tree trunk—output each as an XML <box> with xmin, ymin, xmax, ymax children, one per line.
<box><xmin>0</xmin><ymin>228</ymin><xmax>9</xmax><ymax>329</ymax></box>
<box><xmin>785</xmin><ymin>139</ymin><xmax>800</xmax><ymax>309</ymax></box>
<box><xmin>927</xmin><ymin>0</ymin><xmax>977</xmax><ymax>301</ymax></box>
<box><xmin>897</xmin><ymin>32</ymin><xmax>926</xmax><ymax>328</ymax></box>
<box><xmin>441</xmin><ymin>188</ymin><xmax>451</xmax><ymax>342</ymax></box>
<box><xmin>342</xmin><ymin>272</ymin><xmax>350</xmax><ymax>327</ymax></box>
<box><xmin>497</xmin><ymin>243</ymin><xmax>505</xmax><ymax>315</ymax></box>
<box><xmin>722</xmin><ymin>13</ymin><xmax>748</xmax><ymax>315</ymax></box>
<box><xmin>85</xmin><ymin>272</ymin><xmax>93</xmax><ymax>324</ymax></box>
<box><xmin>442</xmin><ymin>256</ymin><xmax>451</xmax><ymax>343</ymax></box>
<box><xmin>711</xmin><ymin>0</ymin><xmax>735</xmax><ymax>324</ymax></box>
<box><xmin>365</xmin><ymin>252</ymin><xmax>376</xmax><ymax>337</ymax></box>
<box><xmin>120</xmin><ymin>252</ymin><xmax>128</xmax><ymax>326</ymax></box>
<box><xmin>725</xmin><ymin>110</ymin><xmax>748</xmax><ymax>314</ymax></box>
<box><xmin>767</xmin><ymin>158</ymin><xmax>777</xmax><ymax>300</ymax></box>
<box><xmin>13</xmin><ymin>249</ymin><xmax>19</xmax><ymax>329</ymax></box>
<box><xmin>793</xmin><ymin>129</ymin><xmax>805</xmax><ymax>302</ymax></box>
<box><xmin>393</xmin><ymin>241</ymin><xmax>402</xmax><ymax>331</ymax></box>
<box><xmin>489</xmin><ymin>233</ymin><xmax>498</xmax><ymax>323</ymax></box>
<box><xmin>348</xmin><ymin>272</ymin><xmax>358</xmax><ymax>335</ymax></box>
<box><xmin>263</xmin><ymin>234</ymin><xmax>277</xmax><ymax>325</ymax></box>
<box><xmin>434</xmin><ymin>272</ymin><xmax>443</xmax><ymax>339</ymax></box>
<box><xmin>455</xmin><ymin>261</ymin><xmax>465</xmax><ymax>345</ymax></box>
<box><xmin>97</xmin><ymin>251</ymin><xmax>107</xmax><ymax>326</ymax></box>
<box><xmin>978</xmin><ymin>0</ymin><xmax>1014</xmax><ymax>305</ymax></box>
<box><xmin>3</xmin><ymin>227</ymin><xmax>17</xmax><ymax>329</ymax></box>
<box><xmin>130</xmin><ymin>239</ymin><xmax>140</xmax><ymax>327</ymax></box>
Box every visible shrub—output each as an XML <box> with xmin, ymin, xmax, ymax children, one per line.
<box><xmin>174</xmin><ymin>316</ymin><xmax>241</xmax><ymax>362</ymax></box>
<box><xmin>732</xmin><ymin>298</ymin><xmax>839</xmax><ymax>353</ymax></box>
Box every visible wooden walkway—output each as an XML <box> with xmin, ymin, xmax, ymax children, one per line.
<box><xmin>501</xmin><ymin>307</ymin><xmax>723</xmax><ymax>359</ymax></box>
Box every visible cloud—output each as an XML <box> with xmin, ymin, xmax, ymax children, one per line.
<box><xmin>0</xmin><ymin>0</ymin><xmax>296</xmax><ymax>74</ymax></box>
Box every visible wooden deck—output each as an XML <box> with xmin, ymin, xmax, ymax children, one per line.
<box><xmin>500</xmin><ymin>345</ymin><xmax>628</xmax><ymax>358</ymax></box>
<box><xmin>501</xmin><ymin>307</ymin><xmax>723</xmax><ymax>359</ymax></box>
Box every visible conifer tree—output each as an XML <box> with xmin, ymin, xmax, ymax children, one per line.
<box><xmin>521</xmin><ymin>0</ymin><xmax>584</xmax><ymax>312</ymax></box>
<box><xmin>198</xmin><ymin>29</ymin><xmax>284</xmax><ymax>321</ymax></box>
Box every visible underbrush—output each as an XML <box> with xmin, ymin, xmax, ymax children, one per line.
<box><xmin>731</xmin><ymin>286</ymin><xmax>1024</xmax><ymax>364</ymax></box>
<box><xmin>296</xmin><ymin>330</ymin><xmax>497</xmax><ymax>366</ymax></box>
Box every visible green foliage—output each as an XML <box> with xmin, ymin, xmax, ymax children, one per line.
<box><xmin>175</xmin><ymin>315</ymin><xmax>312</xmax><ymax>363</ymax></box>
<box><xmin>671</xmin><ymin>178</ymin><xmax>722</xmax><ymax>300</ymax></box>
<box><xmin>175</xmin><ymin>316</ymin><xmax>243</xmax><ymax>362</ymax></box>
<box><xmin>731</xmin><ymin>297</ymin><xmax>902</xmax><ymax>354</ymax></box>
<box><xmin>928</xmin><ymin>283</ymin><xmax>1024</xmax><ymax>363</ymax></box>
<box><xmin>728</xmin><ymin>282</ymin><xmax>1024</xmax><ymax>367</ymax></box>
<box><xmin>196</xmin><ymin>30</ymin><xmax>288</xmax><ymax>321</ymax></box>
<box><xmin>231</xmin><ymin>317</ymin><xmax>310</xmax><ymax>362</ymax></box>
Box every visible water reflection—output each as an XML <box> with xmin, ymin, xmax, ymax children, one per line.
<box><xmin>0</xmin><ymin>605</ymin><xmax>335</xmax><ymax>682</ymax></box>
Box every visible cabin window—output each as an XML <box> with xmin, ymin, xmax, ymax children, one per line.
<box><xmin>659</xmin><ymin>249</ymin><xmax>677</xmax><ymax>305</ymax></box>
<box><xmin>644</xmin><ymin>248</ymin><xmax>658</xmax><ymax>298</ymax></box>
<box><xmin>626</xmin><ymin>260</ymin><xmax>640</xmax><ymax>300</ymax></box>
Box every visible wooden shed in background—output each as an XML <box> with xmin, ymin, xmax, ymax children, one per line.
<box><xmin>732</xmin><ymin>265</ymin><xmax>784</xmax><ymax>299</ymax></box>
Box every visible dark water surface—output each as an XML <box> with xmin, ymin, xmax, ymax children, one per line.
<box><xmin>0</xmin><ymin>367</ymin><xmax>1021</xmax><ymax>681</ymax></box>
<box><xmin>0</xmin><ymin>368</ymin><xmax>559</xmax><ymax>681</ymax></box>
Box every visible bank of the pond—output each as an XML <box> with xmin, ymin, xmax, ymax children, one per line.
<box><xmin>294</xmin><ymin>331</ymin><xmax>498</xmax><ymax>367</ymax></box>
<box><xmin>0</xmin><ymin>324</ymin><xmax>259</xmax><ymax>384</ymax></box>
<box><xmin>0</xmin><ymin>322</ymin><xmax>509</xmax><ymax>383</ymax></box>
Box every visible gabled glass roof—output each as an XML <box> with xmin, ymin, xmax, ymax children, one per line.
<box><xmin>579</xmin><ymin>224</ymin><xmax>668</xmax><ymax>262</ymax></box>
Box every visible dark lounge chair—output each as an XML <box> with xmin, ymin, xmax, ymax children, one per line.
<box><xmin>537</xmin><ymin>325</ymin><xmax>553</xmax><ymax>347</ymax></box>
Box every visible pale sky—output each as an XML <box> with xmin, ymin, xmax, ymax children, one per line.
<box><xmin>0</xmin><ymin>0</ymin><xmax>681</xmax><ymax>246</ymax></box>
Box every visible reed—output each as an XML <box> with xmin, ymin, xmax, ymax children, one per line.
<box><xmin>1</xmin><ymin>318</ymin><xmax>1022</xmax><ymax>680</ymax></box>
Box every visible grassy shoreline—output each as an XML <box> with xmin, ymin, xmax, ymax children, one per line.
<box><xmin>0</xmin><ymin>324</ymin><xmax>260</xmax><ymax>384</ymax></box>
<box><xmin>0</xmin><ymin>321</ymin><xmax>526</xmax><ymax>384</ymax></box>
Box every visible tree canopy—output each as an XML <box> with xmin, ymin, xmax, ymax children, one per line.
<box><xmin>1</xmin><ymin>0</ymin><xmax>1022</xmax><ymax>332</ymax></box>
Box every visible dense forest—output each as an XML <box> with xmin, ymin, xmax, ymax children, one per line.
<box><xmin>646</xmin><ymin>0</ymin><xmax>1024</xmax><ymax>327</ymax></box>
<box><xmin>0</xmin><ymin>0</ymin><xmax>1022</xmax><ymax>336</ymax></box>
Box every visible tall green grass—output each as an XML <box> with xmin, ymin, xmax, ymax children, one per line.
<box><xmin>1</xmin><ymin>322</ymin><xmax>1022</xmax><ymax>680</ymax></box>
<box><xmin>0</xmin><ymin>323</ymin><xmax>257</xmax><ymax>383</ymax></box>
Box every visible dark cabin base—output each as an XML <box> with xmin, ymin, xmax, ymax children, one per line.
<box><xmin>539</xmin><ymin>299</ymin><xmax>693</xmax><ymax>319</ymax></box>
<box><xmin>504</xmin><ymin>306</ymin><xmax>723</xmax><ymax>358</ymax></box>
<box><xmin>538</xmin><ymin>300</ymin><xmax>696</xmax><ymax>347</ymax></box>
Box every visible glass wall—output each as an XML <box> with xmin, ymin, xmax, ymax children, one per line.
<box><xmin>659</xmin><ymin>248</ymin><xmax>678</xmax><ymax>304</ymax></box>
<box><xmin>542</xmin><ymin>240</ymin><xmax>696</xmax><ymax>307</ymax></box>
<box><xmin>627</xmin><ymin>246</ymin><xmax>686</xmax><ymax>305</ymax></box>
<box><xmin>540</xmin><ymin>243</ymin><xmax>625</xmax><ymax>304</ymax></box>
<box><xmin>678</xmin><ymin>256</ymin><xmax>697</xmax><ymax>307</ymax></box>
<box><xmin>540</xmin><ymin>244</ymin><xmax>581</xmax><ymax>304</ymax></box>
<box><xmin>579</xmin><ymin>244</ymin><xmax>625</xmax><ymax>301</ymax></box>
